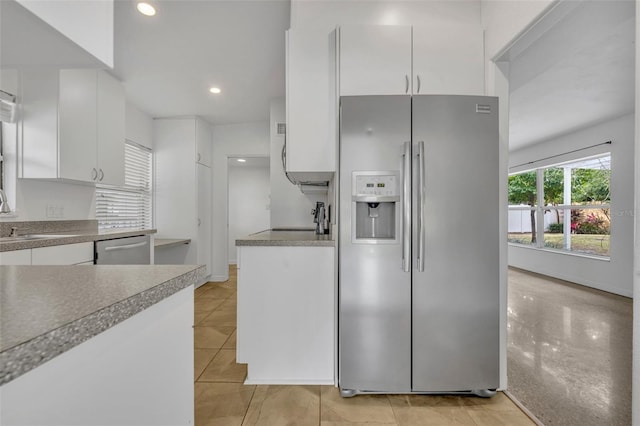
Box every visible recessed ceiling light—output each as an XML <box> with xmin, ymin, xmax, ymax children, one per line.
<box><xmin>136</xmin><ymin>2</ymin><xmax>156</xmax><ymax>16</ymax></box>
<box><xmin>237</xmin><ymin>159</ymin><xmax>246</xmax><ymax>163</ymax></box>
<box><xmin>209</xmin><ymin>87</ymin><xmax>221</xmax><ymax>94</ymax></box>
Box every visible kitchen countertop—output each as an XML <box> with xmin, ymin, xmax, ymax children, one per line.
<box><xmin>0</xmin><ymin>264</ymin><xmax>205</xmax><ymax>385</ymax></box>
<box><xmin>154</xmin><ymin>238</ymin><xmax>191</xmax><ymax>249</ymax></box>
<box><xmin>0</xmin><ymin>228</ymin><xmax>157</xmax><ymax>252</ymax></box>
<box><xmin>235</xmin><ymin>229</ymin><xmax>335</xmax><ymax>247</ymax></box>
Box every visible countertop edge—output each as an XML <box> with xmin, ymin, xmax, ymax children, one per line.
<box><xmin>0</xmin><ymin>265</ymin><xmax>204</xmax><ymax>386</ymax></box>
<box><xmin>154</xmin><ymin>238</ymin><xmax>191</xmax><ymax>249</ymax></box>
<box><xmin>235</xmin><ymin>239</ymin><xmax>335</xmax><ymax>247</ymax></box>
<box><xmin>0</xmin><ymin>229</ymin><xmax>157</xmax><ymax>252</ymax></box>
<box><xmin>235</xmin><ymin>229</ymin><xmax>335</xmax><ymax>247</ymax></box>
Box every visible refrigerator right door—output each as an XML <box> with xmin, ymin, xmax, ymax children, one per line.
<box><xmin>411</xmin><ymin>95</ymin><xmax>500</xmax><ymax>392</ymax></box>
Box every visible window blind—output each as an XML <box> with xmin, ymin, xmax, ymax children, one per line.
<box><xmin>96</xmin><ymin>141</ymin><xmax>152</xmax><ymax>230</ymax></box>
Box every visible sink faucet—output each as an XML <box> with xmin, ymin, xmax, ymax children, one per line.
<box><xmin>0</xmin><ymin>189</ymin><xmax>11</xmax><ymax>214</ymax></box>
<box><xmin>9</xmin><ymin>226</ymin><xmax>18</xmax><ymax>237</ymax></box>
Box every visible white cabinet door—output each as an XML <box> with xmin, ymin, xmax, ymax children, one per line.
<box><xmin>20</xmin><ymin>70</ymin><xmax>59</xmax><ymax>179</ymax></box>
<box><xmin>97</xmin><ymin>71</ymin><xmax>125</xmax><ymax>186</ymax></box>
<box><xmin>237</xmin><ymin>246</ymin><xmax>335</xmax><ymax>384</ymax></box>
<box><xmin>412</xmin><ymin>25</ymin><xmax>485</xmax><ymax>95</ymax></box>
<box><xmin>58</xmin><ymin>69</ymin><xmax>98</xmax><ymax>182</ymax></box>
<box><xmin>339</xmin><ymin>25</ymin><xmax>412</xmax><ymax>96</ymax></box>
<box><xmin>197</xmin><ymin>164</ymin><xmax>212</xmax><ymax>276</ymax></box>
<box><xmin>32</xmin><ymin>242</ymin><xmax>94</xmax><ymax>265</ymax></box>
<box><xmin>20</xmin><ymin>69</ymin><xmax>125</xmax><ymax>184</ymax></box>
<box><xmin>195</xmin><ymin>118</ymin><xmax>212</xmax><ymax>167</ymax></box>
<box><xmin>286</xmin><ymin>28</ymin><xmax>336</xmax><ymax>173</ymax></box>
<box><xmin>0</xmin><ymin>249</ymin><xmax>32</xmax><ymax>265</ymax></box>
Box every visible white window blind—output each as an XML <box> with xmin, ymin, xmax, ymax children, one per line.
<box><xmin>96</xmin><ymin>141</ymin><xmax>152</xmax><ymax>230</ymax></box>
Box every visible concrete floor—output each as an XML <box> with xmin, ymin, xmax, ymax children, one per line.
<box><xmin>507</xmin><ymin>268</ymin><xmax>632</xmax><ymax>425</ymax></box>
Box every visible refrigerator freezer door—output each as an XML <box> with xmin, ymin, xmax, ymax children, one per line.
<box><xmin>411</xmin><ymin>95</ymin><xmax>500</xmax><ymax>392</ymax></box>
<box><xmin>339</xmin><ymin>95</ymin><xmax>412</xmax><ymax>392</ymax></box>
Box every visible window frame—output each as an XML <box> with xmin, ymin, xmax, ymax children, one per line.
<box><xmin>96</xmin><ymin>140</ymin><xmax>153</xmax><ymax>231</ymax></box>
<box><xmin>508</xmin><ymin>153</ymin><xmax>611</xmax><ymax>259</ymax></box>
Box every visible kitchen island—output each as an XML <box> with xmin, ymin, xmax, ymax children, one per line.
<box><xmin>235</xmin><ymin>229</ymin><xmax>335</xmax><ymax>385</ymax></box>
<box><xmin>0</xmin><ymin>264</ymin><xmax>205</xmax><ymax>426</ymax></box>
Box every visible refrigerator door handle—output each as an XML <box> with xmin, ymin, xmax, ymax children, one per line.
<box><xmin>402</xmin><ymin>141</ymin><xmax>411</xmax><ymax>272</ymax></box>
<box><xmin>418</xmin><ymin>140</ymin><xmax>425</xmax><ymax>272</ymax></box>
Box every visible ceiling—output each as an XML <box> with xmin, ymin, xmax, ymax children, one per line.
<box><xmin>5</xmin><ymin>0</ymin><xmax>633</xmax><ymax>147</ymax></box>
<box><xmin>112</xmin><ymin>0</ymin><xmax>290</xmax><ymax>125</ymax></box>
<box><xmin>507</xmin><ymin>0</ymin><xmax>635</xmax><ymax>151</ymax></box>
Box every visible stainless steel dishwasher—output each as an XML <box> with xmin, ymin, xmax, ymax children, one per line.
<box><xmin>95</xmin><ymin>235</ymin><xmax>151</xmax><ymax>264</ymax></box>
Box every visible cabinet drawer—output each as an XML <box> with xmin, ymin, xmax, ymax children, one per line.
<box><xmin>0</xmin><ymin>249</ymin><xmax>32</xmax><ymax>265</ymax></box>
<box><xmin>32</xmin><ymin>242</ymin><xmax>94</xmax><ymax>265</ymax></box>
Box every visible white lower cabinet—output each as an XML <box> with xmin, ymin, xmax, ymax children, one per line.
<box><xmin>0</xmin><ymin>249</ymin><xmax>32</xmax><ymax>265</ymax></box>
<box><xmin>32</xmin><ymin>242</ymin><xmax>94</xmax><ymax>265</ymax></box>
<box><xmin>0</xmin><ymin>286</ymin><xmax>194</xmax><ymax>426</ymax></box>
<box><xmin>1</xmin><ymin>242</ymin><xmax>94</xmax><ymax>266</ymax></box>
<box><xmin>237</xmin><ymin>245</ymin><xmax>335</xmax><ymax>384</ymax></box>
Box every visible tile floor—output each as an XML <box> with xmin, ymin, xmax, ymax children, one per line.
<box><xmin>193</xmin><ymin>266</ymin><xmax>535</xmax><ymax>426</ymax></box>
<box><xmin>507</xmin><ymin>267</ymin><xmax>632</xmax><ymax>425</ymax></box>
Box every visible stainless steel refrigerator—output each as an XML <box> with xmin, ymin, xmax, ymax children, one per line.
<box><xmin>338</xmin><ymin>95</ymin><xmax>499</xmax><ymax>397</ymax></box>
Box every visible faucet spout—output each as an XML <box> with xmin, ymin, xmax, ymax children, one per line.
<box><xmin>0</xmin><ymin>189</ymin><xmax>11</xmax><ymax>213</ymax></box>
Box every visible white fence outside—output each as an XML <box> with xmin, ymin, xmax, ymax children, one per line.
<box><xmin>508</xmin><ymin>205</ymin><xmax>560</xmax><ymax>233</ymax></box>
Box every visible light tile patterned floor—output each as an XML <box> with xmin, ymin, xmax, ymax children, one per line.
<box><xmin>194</xmin><ymin>266</ymin><xmax>535</xmax><ymax>426</ymax></box>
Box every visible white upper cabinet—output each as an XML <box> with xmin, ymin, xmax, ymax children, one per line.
<box><xmin>195</xmin><ymin>118</ymin><xmax>212</xmax><ymax>167</ymax></box>
<box><xmin>339</xmin><ymin>25</ymin><xmax>412</xmax><ymax>96</ymax></box>
<box><xmin>20</xmin><ymin>69</ymin><xmax>125</xmax><ymax>185</ymax></box>
<box><xmin>286</xmin><ymin>28</ymin><xmax>337</xmax><ymax>175</ymax></box>
<box><xmin>412</xmin><ymin>24</ymin><xmax>485</xmax><ymax>95</ymax></box>
<box><xmin>96</xmin><ymin>71</ymin><xmax>125</xmax><ymax>186</ymax></box>
<box><xmin>58</xmin><ymin>69</ymin><xmax>98</xmax><ymax>182</ymax></box>
<box><xmin>339</xmin><ymin>24</ymin><xmax>485</xmax><ymax>96</ymax></box>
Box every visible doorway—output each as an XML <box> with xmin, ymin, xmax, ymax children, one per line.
<box><xmin>227</xmin><ymin>156</ymin><xmax>270</xmax><ymax>264</ymax></box>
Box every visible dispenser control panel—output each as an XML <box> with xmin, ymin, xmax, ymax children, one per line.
<box><xmin>355</xmin><ymin>174</ymin><xmax>398</xmax><ymax>196</ymax></box>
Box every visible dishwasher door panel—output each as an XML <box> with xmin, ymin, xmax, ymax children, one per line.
<box><xmin>95</xmin><ymin>235</ymin><xmax>151</xmax><ymax>265</ymax></box>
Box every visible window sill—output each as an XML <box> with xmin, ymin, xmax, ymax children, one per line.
<box><xmin>507</xmin><ymin>242</ymin><xmax>611</xmax><ymax>262</ymax></box>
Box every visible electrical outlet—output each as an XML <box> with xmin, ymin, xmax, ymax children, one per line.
<box><xmin>45</xmin><ymin>204</ymin><xmax>64</xmax><ymax>218</ymax></box>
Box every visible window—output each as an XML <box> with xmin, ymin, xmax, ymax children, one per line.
<box><xmin>508</xmin><ymin>154</ymin><xmax>611</xmax><ymax>257</ymax></box>
<box><xmin>96</xmin><ymin>141</ymin><xmax>152</xmax><ymax>230</ymax></box>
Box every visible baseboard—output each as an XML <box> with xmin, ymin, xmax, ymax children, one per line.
<box><xmin>504</xmin><ymin>390</ymin><xmax>545</xmax><ymax>426</ymax></box>
<box><xmin>243</xmin><ymin>378</ymin><xmax>335</xmax><ymax>386</ymax></box>
<box><xmin>209</xmin><ymin>274</ymin><xmax>229</xmax><ymax>282</ymax></box>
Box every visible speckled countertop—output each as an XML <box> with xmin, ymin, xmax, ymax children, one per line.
<box><xmin>0</xmin><ymin>229</ymin><xmax>157</xmax><ymax>252</ymax></box>
<box><xmin>235</xmin><ymin>229</ymin><xmax>335</xmax><ymax>247</ymax></box>
<box><xmin>0</xmin><ymin>264</ymin><xmax>205</xmax><ymax>385</ymax></box>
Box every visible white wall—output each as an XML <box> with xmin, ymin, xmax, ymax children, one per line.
<box><xmin>212</xmin><ymin>122</ymin><xmax>270</xmax><ymax>281</ymax></box>
<box><xmin>270</xmin><ymin>99</ymin><xmax>327</xmax><ymax>229</ymax></box>
<box><xmin>16</xmin><ymin>0</ymin><xmax>114</xmax><ymax>67</ymax></box>
<box><xmin>509</xmin><ymin>114</ymin><xmax>634</xmax><ymax>297</ymax></box>
<box><xmin>480</xmin><ymin>0</ymin><xmax>559</xmax><ymax>390</ymax></box>
<box><xmin>291</xmin><ymin>0</ymin><xmax>480</xmax><ymax>30</ymax></box>
<box><xmin>14</xmin><ymin>180</ymin><xmax>95</xmax><ymax>221</ymax></box>
<box><xmin>228</xmin><ymin>164</ymin><xmax>270</xmax><ymax>264</ymax></box>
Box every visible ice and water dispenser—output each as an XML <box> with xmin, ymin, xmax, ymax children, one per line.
<box><xmin>351</xmin><ymin>172</ymin><xmax>400</xmax><ymax>243</ymax></box>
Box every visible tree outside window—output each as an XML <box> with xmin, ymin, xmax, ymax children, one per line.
<box><xmin>508</xmin><ymin>154</ymin><xmax>611</xmax><ymax>257</ymax></box>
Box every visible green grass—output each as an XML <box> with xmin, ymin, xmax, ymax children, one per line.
<box><xmin>508</xmin><ymin>233</ymin><xmax>610</xmax><ymax>257</ymax></box>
